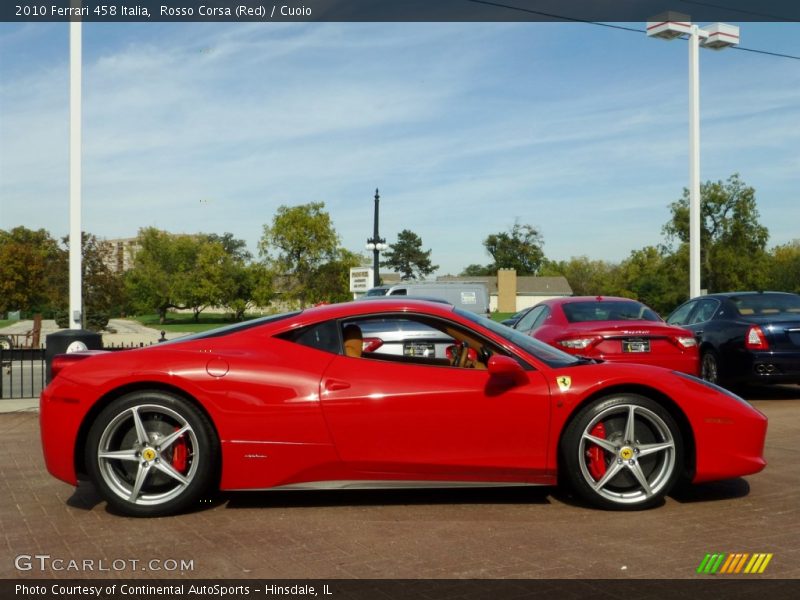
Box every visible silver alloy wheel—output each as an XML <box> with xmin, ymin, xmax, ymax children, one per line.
<box><xmin>578</xmin><ymin>404</ymin><xmax>676</xmax><ymax>505</ymax></box>
<box><xmin>96</xmin><ymin>404</ymin><xmax>199</xmax><ymax>506</ymax></box>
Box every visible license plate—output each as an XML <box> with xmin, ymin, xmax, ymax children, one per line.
<box><xmin>623</xmin><ymin>339</ymin><xmax>650</xmax><ymax>353</ymax></box>
<box><xmin>404</xmin><ymin>342</ymin><xmax>435</xmax><ymax>357</ymax></box>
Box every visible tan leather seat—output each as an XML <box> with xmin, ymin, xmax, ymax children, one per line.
<box><xmin>343</xmin><ymin>324</ymin><xmax>363</xmax><ymax>358</ymax></box>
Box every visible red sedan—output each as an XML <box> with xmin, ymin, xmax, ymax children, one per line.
<box><xmin>512</xmin><ymin>296</ymin><xmax>700</xmax><ymax>376</ymax></box>
<box><xmin>40</xmin><ymin>299</ymin><xmax>765</xmax><ymax>517</ymax></box>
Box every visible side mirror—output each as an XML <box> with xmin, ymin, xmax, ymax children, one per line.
<box><xmin>487</xmin><ymin>355</ymin><xmax>526</xmax><ymax>383</ymax></box>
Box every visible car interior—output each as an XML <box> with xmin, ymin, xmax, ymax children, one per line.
<box><xmin>341</xmin><ymin>317</ymin><xmax>493</xmax><ymax>370</ymax></box>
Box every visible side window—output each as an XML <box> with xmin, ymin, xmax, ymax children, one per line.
<box><xmin>342</xmin><ymin>315</ymin><xmax>501</xmax><ymax>370</ymax></box>
<box><xmin>389</xmin><ymin>288</ymin><xmax>407</xmax><ymax>296</ymax></box>
<box><xmin>689</xmin><ymin>299</ymin><xmax>719</xmax><ymax>324</ymax></box>
<box><xmin>278</xmin><ymin>321</ymin><xmax>340</xmax><ymax>354</ymax></box>
<box><xmin>666</xmin><ymin>301</ymin><xmax>697</xmax><ymax>325</ymax></box>
<box><xmin>515</xmin><ymin>306</ymin><xmax>545</xmax><ymax>334</ymax></box>
<box><xmin>531</xmin><ymin>306</ymin><xmax>550</xmax><ymax>329</ymax></box>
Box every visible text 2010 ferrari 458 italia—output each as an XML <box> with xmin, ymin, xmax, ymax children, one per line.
<box><xmin>40</xmin><ymin>300</ymin><xmax>767</xmax><ymax>516</ymax></box>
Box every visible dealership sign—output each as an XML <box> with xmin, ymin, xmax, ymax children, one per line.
<box><xmin>349</xmin><ymin>267</ymin><xmax>374</xmax><ymax>293</ymax></box>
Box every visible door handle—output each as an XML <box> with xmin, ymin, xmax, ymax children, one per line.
<box><xmin>324</xmin><ymin>379</ymin><xmax>351</xmax><ymax>392</ymax></box>
<box><xmin>694</xmin><ymin>330</ymin><xmax>703</xmax><ymax>337</ymax></box>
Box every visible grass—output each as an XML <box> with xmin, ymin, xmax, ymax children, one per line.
<box><xmin>491</xmin><ymin>312</ymin><xmax>514</xmax><ymax>323</ymax></box>
<box><xmin>0</xmin><ymin>319</ymin><xmax>12</xmax><ymax>329</ymax></box>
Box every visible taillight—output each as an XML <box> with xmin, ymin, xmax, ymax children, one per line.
<box><xmin>745</xmin><ymin>326</ymin><xmax>769</xmax><ymax>350</ymax></box>
<box><xmin>362</xmin><ymin>337</ymin><xmax>383</xmax><ymax>353</ymax></box>
<box><xmin>50</xmin><ymin>351</ymin><xmax>105</xmax><ymax>379</ymax></box>
<box><xmin>556</xmin><ymin>337</ymin><xmax>601</xmax><ymax>350</ymax></box>
<box><xmin>674</xmin><ymin>336</ymin><xmax>697</xmax><ymax>349</ymax></box>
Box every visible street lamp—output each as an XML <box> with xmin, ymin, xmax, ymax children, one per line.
<box><xmin>647</xmin><ymin>13</ymin><xmax>739</xmax><ymax>299</ymax></box>
<box><xmin>365</xmin><ymin>188</ymin><xmax>387</xmax><ymax>288</ymax></box>
<box><xmin>69</xmin><ymin>4</ymin><xmax>83</xmax><ymax>328</ymax></box>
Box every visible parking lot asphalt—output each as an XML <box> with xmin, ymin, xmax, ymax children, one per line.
<box><xmin>2</xmin><ymin>388</ymin><xmax>798</xmax><ymax>581</ymax></box>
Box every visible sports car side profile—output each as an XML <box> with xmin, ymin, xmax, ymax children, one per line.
<box><xmin>40</xmin><ymin>300</ymin><xmax>767</xmax><ymax>517</ymax></box>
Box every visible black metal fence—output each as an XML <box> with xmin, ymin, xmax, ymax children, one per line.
<box><xmin>0</xmin><ymin>342</ymin><xmax>157</xmax><ymax>400</ymax></box>
<box><xmin>0</xmin><ymin>347</ymin><xmax>46</xmax><ymax>400</ymax></box>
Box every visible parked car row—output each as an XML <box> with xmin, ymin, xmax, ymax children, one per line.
<box><xmin>506</xmin><ymin>291</ymin><xmax>800</xmax><ymax>389</ymax></box>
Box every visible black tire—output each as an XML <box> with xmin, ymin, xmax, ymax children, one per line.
<box><xmin>701</xmin><ymin>350</ymin><xmax>721</xmax><ymax>385</ymax></box>
<box><xmin>85</xmin><ymin>390</ymin><xmax>218</xmax><ymax>517</ymax></box>
<box><xmin>0</xmin><ymin>336</ymin><xmax>12</xmax><ymax>350</ymax></box>
<box><xmin>560</xmin><ymin>394</ymin><xmax>683</xmax><ymax>510</ymax></box>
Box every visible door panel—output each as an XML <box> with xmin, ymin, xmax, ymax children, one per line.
<box><xmin>319</xmin><ymin>355</ymin><xmax>551</xmax><ymax>482</ymax></box>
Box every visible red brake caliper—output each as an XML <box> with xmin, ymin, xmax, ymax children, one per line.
<box><xmin>171</xmin><ymin>429</ymin><xmax>188</xmax><ymax>473</ymax></box>
<box><xmin>587</xmin><ymin>422</ymin><xmax>608</xmax><ymax>480</ymax></box>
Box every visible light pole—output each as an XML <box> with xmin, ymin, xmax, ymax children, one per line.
<box><xmin>365</xmin><ymin>188</ymin><xmax>387</xmax><ymax>288</ymax></box>
<box><xmin>647</xmin><ymin>14</ymin><xmax>739</xmax><ymax>298</ymax></box>
<box><xmin>69</xmin><ymin>5</ymin><xmax>83</xmax><ymax>328</ymax></box>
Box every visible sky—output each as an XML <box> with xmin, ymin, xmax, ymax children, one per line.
<box><xmin>1</xmin><ymin>18</ymin><xmax>799</xmax><ymax>276</ymax></box>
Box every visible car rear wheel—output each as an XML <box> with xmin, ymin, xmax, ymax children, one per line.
<box><xmin>701</xmin><ymin>350</ymin><xmax>720</xmax><ymax>385</ymax></box>
<box><xmin>561</xmin><ymin>394</ymin><xmax>683</xmax><ymax>510</ymax></box>
<box><xmin>85</xmin><ymin>391</ymin><xmax>218</xmax><ymax>517</ymax></box>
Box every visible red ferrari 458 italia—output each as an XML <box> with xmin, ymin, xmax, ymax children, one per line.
<box><xmin>40</xmin><ymin>300</ymin><xmax>766</xmax><ymax>517</ymax></box>
<box><xmin>512</xmin><ymin>296</ymin><xmax>700</xmax><ymax>376</ymax></box>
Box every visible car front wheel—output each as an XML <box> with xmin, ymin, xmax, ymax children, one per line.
<box><xmin>561</xmin><ymin>394</ymin><xmax>683</xmax><ymax>510</ymax></box>
<box><xmin>85</xmin><ymin>391</ymin><xmax>218</xmax><ymax>517</ymax></box>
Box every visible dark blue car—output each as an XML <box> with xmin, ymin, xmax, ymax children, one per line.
<box><xmin>666</xmin><ymin>291</ymin><xmax>800</xmax><ymax>387</ymax></box>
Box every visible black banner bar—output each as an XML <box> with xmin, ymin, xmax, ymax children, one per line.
<box><xmin>4</xmin><ymin>579</ymin><xmax>800</xmax><ymax>600</ymax></box>
<box><xmin>3</xmin><ymin>1</ymin><xmax>800</xmax><ymax>23</ymax></box>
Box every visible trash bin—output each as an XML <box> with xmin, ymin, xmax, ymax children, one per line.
<box><xmin>45</xmin><ymin>329</ymin><xmax>103</xmax><ymax>384</ymax></box>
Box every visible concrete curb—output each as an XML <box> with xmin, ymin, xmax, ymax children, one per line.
<box><xmin>0</xmin><ymin>398</ymin><xmax>38</xmax><ymax>413</ymax></box>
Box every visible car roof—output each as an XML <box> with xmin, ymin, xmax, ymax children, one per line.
<box><xmin>546</xmin><ymin>296</ymin><xmax>642</xmax><ymax>305</ymax></box>
<box><xmin>703</xmin><ymin>291</ymin><xmax>799</xmax><ymax>298</ymax></box>
<box><xmin>302</xmin><ymin>298</ymin><xmax>458</xmax><ymax>320</ymax></box>
<box><xmin>354</xmin><ymin>295</ymin><xmax>452</xmax><ymax>306</ymax></box>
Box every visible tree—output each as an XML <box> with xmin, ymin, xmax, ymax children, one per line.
<box><xmin>309</xmin><ymin>248</ymin><xmax>364</xmax><ymax>303</ymax></box>
<box><xmin>52</xmin><ymin>233</ymin><xmax>127</xmax><ymax>328</ymax></box>
<box><xmin>540</xmin><ymin>256</ymin><xmax>622</xmax><ymax>298</ymax></box>
<box><xmin>767</xmin><ymin>240</ymin><xmax>800</xmax><ymax>294</ymax></box>
<box><xmin>205</xmin><ymin>232</ymin><xmax>252</xmax><ymax>262</ymax></box>
<box><xmin>381</xmin><ymin>229</ymin><xmax>438</xmax><ymax>280</ymax></box>
<box><xmin>258</xmin><ymin>202</ymin><xmax>344</xmax><ymax>306</ymax></box>
<box><xmin>0</xmin><ymin>227</ymin><xmax>63</xmax><ymax>314</ymax></box>
<box><xmin>126</xmin><ymin>228</ymin><xmax>202</xmax><ymax>323</ymax></box>
<box><xmin>460</xmin><ymin>264</ymin><xmax>494</xmax><ymax>277</ymax></box>
<box><xmin>459</xmin><ymin>222</ymin><xmax>545</xmax><ymax>277</ymax></box>
<box><xmin>663</xmin><ymin>174</ymin><xmax>769</xmax><ymax>293</ymax></box>
<box><xmin>485</xmin><ymin>222</ymin><xmax>545</xmax><ymax>275</ymax></box>
<box><xmin>616</xmin><ymin>246</ymin><xmax>687</xmax><ymax>315</ymax></box>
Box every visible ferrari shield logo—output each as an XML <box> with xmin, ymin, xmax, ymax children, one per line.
<box><xmin>556</xmin><ymin>376</ymin><xmax>572</xmax><ymax>392</ymax></box>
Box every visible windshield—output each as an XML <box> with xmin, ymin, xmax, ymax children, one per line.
<box><xmin>456</xmin><ymin>308</ymin><xmax>579</xmax><ymax>368</ymax></box>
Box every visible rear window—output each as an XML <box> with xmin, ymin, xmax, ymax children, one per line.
<box><xmin>730</xmin><ymin>293</ymin><xmax>800</xmax><ymax>316</ymax></box>
<box><xmin>562</xmin><ymin>301</ymin><xmax>661</xmax><ymax>323</ymax></box>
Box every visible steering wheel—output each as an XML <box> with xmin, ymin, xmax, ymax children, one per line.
<box><xmin>478</xmin><ymin>345</ymin><xmax>492</xmax><ymax>365</ymax></box>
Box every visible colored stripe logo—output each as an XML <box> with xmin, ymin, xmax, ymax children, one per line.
<box><xmin>697</xmin><ymin>553</ymin><xmax>773</xmax><ymax>574</ymax></box>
